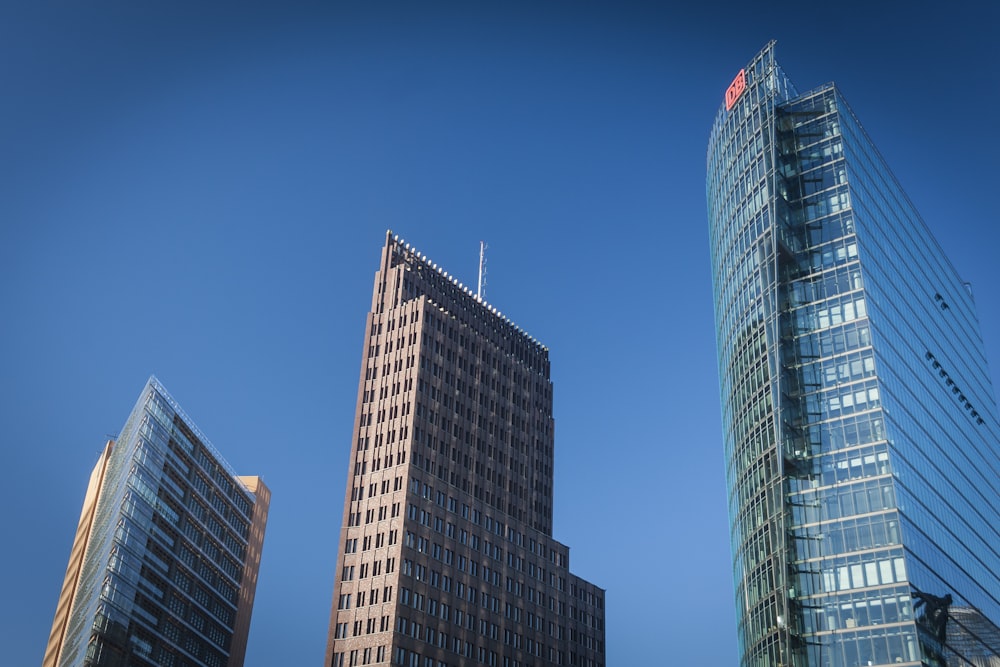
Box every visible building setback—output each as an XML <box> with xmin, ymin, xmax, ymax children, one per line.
<box><xmin>43</xmin><ymin>377</ymin><xmax>270</xmax><ymax>667</ymax></box>
<box><xmin>325</xmin><ymin>232</ymin><xmax>604</xmax><ymax>667</ymax></box>
<box><xmin>707</xmin><ymin>42</ymin><xmax>1000</xmax><ymax>667</ymax></box>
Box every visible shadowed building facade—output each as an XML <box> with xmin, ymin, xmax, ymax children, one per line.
<box><xmin>707</xmin><ymin>42</ymin><xmax>1000</xmax><ymax>667</ymax></box>
<box><xmin>44</xmin><ymin>377</ymin><xmax>270</xmax><ymax>667</ymax></box>
<box><xmin>325</xmin><ymin>232</ymin><xmax>604</xmax><ymax>667</ymax></box>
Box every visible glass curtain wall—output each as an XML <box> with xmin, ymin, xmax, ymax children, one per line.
<box><xmin>707</xmin><ymin>41</ymin><xmax>799</xmax><ymax>667</ymax></box>
<box><xmin>59</xmin><ymin>379</ymin><xmax>257</xmax><ymax>667</ymax></box>
<box><xmin>708</xmin><ymin>43</ymin><xmax>1000</xmax><ymax>667</ymax></box>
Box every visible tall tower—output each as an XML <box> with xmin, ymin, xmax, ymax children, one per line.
<box><xmin>325</xmin><ymin>232</ymin><xmax>605</xmax><ymax>667</ymax></box>
<box><xmin>707</xmin><ymin>43</ymin><xmax>1000</xmax><ymax>667</ymax></box>
<box><xmin>43</xmin><ymin>377</ymin><xmax>270</xmax><ymax>667</ymax></box>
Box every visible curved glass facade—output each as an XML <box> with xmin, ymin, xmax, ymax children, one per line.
<box><xmin>708</xmin><ymin>43</ymin><xmax>1000</xmax><ymax>667</ymax></box>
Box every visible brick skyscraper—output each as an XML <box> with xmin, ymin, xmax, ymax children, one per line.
<box><xmin>325</xmin><ymin>232</ymin><xmax>604</xmax><ymax>667</ymax></box>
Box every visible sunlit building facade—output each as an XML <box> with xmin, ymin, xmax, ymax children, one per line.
<box><xmin>325</xmin><ymin>232</ymin><xmax>604</xmax><ymax>667</ymax></box>
<box><xmin>707</xmin><ymin>42</ymin><xmax>1000</xmax><ymax>667</ymax></box>
<box><xmin>44</xmin><ymin>377</ymin><xmax>270</xmax><ymax>667</ymax></box>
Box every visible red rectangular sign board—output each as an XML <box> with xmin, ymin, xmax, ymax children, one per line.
<box><xmin>726</xmin><ymin>69</ymin><xmax>746</xmax><ymax>111</ymax></box>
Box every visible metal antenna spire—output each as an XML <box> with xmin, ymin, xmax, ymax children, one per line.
<box><xmin>477</xmin><ymin>241</ymin><xmax>487</xmax><ymax>301</ymax></box>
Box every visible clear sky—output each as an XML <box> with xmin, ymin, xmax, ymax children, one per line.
<box><xmin>2</xmin><ymin>2</ymin><xmax>998</xmax><ymax>666</ymax></box>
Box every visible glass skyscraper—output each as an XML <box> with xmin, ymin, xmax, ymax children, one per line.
<box><xmin>44</xmin><ymin>377</ymin><xmax>270</xmax><ymax>667</ymax></box>
<box><xmin>707</xmin><ymin>42</ymin><xmax>1000</xmax><ymax>667</ymax></box>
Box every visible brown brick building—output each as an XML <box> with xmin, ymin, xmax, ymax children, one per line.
<box><xmin>325</xmin><ymin>232</ymin><xmax>604</xmax><ymax>667</ymax></box>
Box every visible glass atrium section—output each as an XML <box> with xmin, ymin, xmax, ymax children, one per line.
<box><xmin>707</xmin><ymin>43</ymin><xmax>1000</xmax><ymax>667</ymax></box>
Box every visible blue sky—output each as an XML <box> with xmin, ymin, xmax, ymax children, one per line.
<box><xmin>2</xmin><ymin>2</ymin><xmax>998</xmax><ymax>665</ymax></box>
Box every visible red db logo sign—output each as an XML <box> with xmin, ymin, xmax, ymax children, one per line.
<box><xmin>725</xmin><ymin>69</ymin><xmax>746</xmax><ymax>110</ymax></box>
